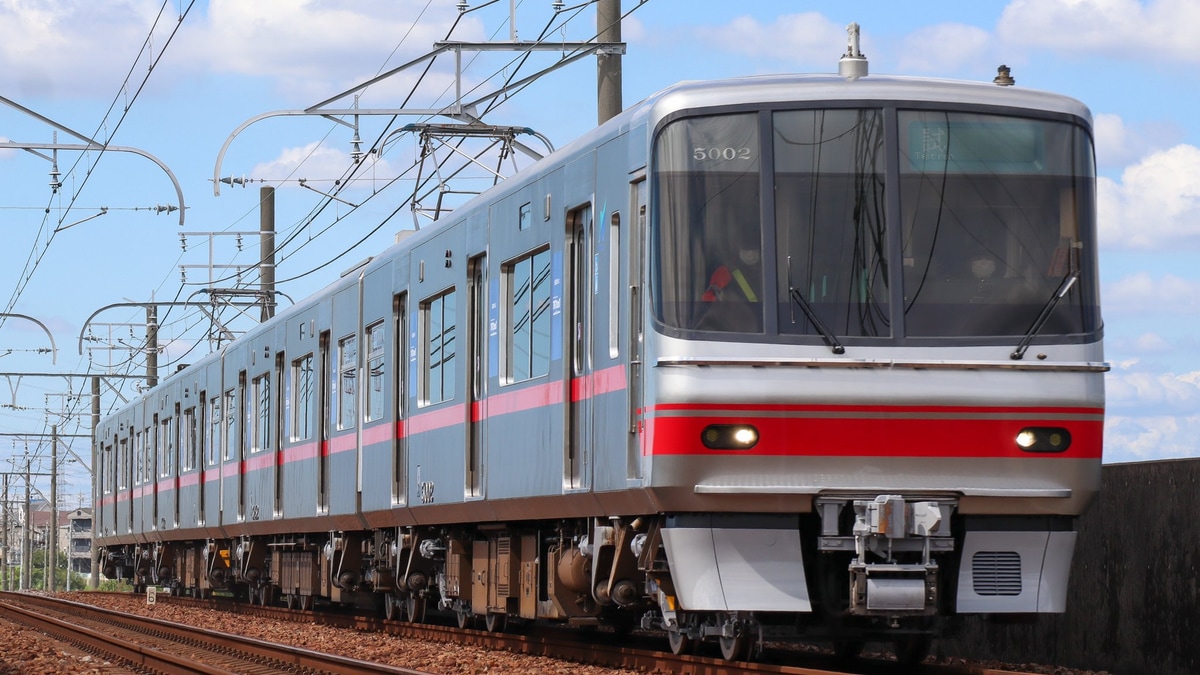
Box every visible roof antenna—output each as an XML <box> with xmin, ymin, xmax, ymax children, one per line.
<box><xmin>839</xmin><ymin>23</ymin><xmax>868</xmax><ymax>80</ymax></box>
<box><xmin>993</xmin><ymin>64</ymin><xmax>1015</xmax><ymax>86</ymax></box>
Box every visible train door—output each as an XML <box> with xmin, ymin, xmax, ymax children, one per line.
<box><xmin>197</xmin><ymin>393</ymin><xmax>207</xmax><ymax>527</ymax></box>
<box><xmin>151</xmin><ymin>413</ymin><xmax>160</xmax><ymax>531</ymax></box>
<box><xmin>274</xmin><ymin>351</ymin><xmax>285</xmax><ymax>517</ymax></box>
<box><xmin>172</xmin><ymin>403</ymin><xmax>181</xmax><ymax>528</ymax></box>
<box><xmin>393</xmin><ymin>293</ymin><xmax>407</xmax><ymax>505</ymax></box>
<box><xmin>628</xmin><ymin>178</ymin><xmax>647</xmax><ymax>480</ymax></box>
<box><xmin>318</xmin><ymin>330</ymin><xmax>331</xmax><ymax>512</ymax></box>
<box><xmin>238</xmin><ymin>371</ymin><xmax>247</xmax><ymax>521</ymax></box>
<box><xmin>467</xmin><ymin>255</ymin><xmax>487</xmax><ymax>498</ymax></box>
<box><xmin>565</xmin><ymin>204</ymin><xmax>593</xmax><ymax>490</ymax></box>
<box><xmin>119</xmin><ymin>435</ymin><xmax>131</xmax><ymax>535</ymax></box>
<box><xmin>205</xmin><ymin>392</ymin><xmax>221</xmax><ymax>527</ymax></box>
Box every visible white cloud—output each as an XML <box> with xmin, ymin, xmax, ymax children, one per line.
<box><xmin>1133</xmin><ymin>332</ymin><xmax>1172</xmax><ymax>352</ymax></box>
<box><xmin>0</xmin><ymin>1</ymin><xmax>479</xmax><ymax>103</ymax></box>
<box><xmin>250</xmin><ymin>142</ymin><xmax>393</xmax><ymax>186</ymax></box>
<box><xmin>1097</xmin><ymin>144</ymin><xmax>1200</xmax><ymax>250</ymax></box>
<box><xmin>693</xmin><ymin>13</ymin><xmax>846</xmax><ymax>66</ymax></box>
<box><xmin>1104</xmin><ymin>415</ymin><xmax>1200</xmax><ymax>462</ymax></box>
<box><xmin>1103</xmin><ymin>272</ymin><xmax>1200</xmax><ymax>314</ymax></box>
<box><xmin>998</xmin><ymin>0</ymin><xmax>1200</xmax><ymax>62</ymax></box>
<box><xmin>0</xmin><ymin>0</ymin><xmax>161</xmax><ymax>98</ymax></box>
<box><xmin>1092</xmin><ymin>113</ymin><xmax>1184</xmax><ymax>170</ymax></box>
<box><xmin>896</xmin><ymin>24</ymin><xmax>994</xmax><ymax>75</ymax></box>
<box><xmin>184</xmin><ymin>1</ymin><xmax>474</xmax><ymax>102</ymax></box>
<box><xmin>1107</xmin><ymin>367</ymin><xmax>1200</xmax><ymax>408</ymax></box>
<box><xmin>1099</xmin><ymin>355</ymin><xmax>1200</xmax><ymax>461</ymax></box>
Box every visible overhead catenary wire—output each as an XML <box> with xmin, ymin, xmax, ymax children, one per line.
<box><xmin>1</xmin><ymin>1</ymin><xmax>198</xmax><ymax>327</ymax></box>
<box><xmin>60</xmin><ymin>2</ymin><xmax>652</xmax><ymax>471</ymax></box>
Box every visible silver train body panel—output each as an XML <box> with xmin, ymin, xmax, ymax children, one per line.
<box><xmin>95</xmin><ymin>73</ymin><xmax>1105</xmax><ymax>630</ymax></box>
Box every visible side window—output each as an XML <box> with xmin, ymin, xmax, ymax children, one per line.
<box><xmin>145</xmin><ymin>426</ymin><xmax>154</xmax><ymax>483</ymax></box>
<box><xmin>609</xmin><ymin>211</ymin><xmax>621</xmax><ymax>358</ymax></box>
<box><xmin>158</xmin><ymin>416</ymin><xmax>174</xmax><ymax>477</ymax></box>
<box><xmin>182</xmin><ymin>407</ymin><xmax>197</xmax><ymax>472</ymax></box>
<box><xmin>252</xmin><ymin>373</ymin><xmax>270</xmax><ymax>453</ymax></box>
<box><xmin>338</xmin><ymin>335</ymin><xmax>358</xmax><ymax>429</ymax></box>
<box><xmin>101</xmin><ymin>445</ymin><xmax>110</xmax><ymax>495</ymax></box>
<box><xmin>207</xmin><ymin>396</ymin><xmax>221</xmax><ymax>466</ymax></box>
<box><xmin>134</xmin><ymin>431</ymin><xmax>143</xmax><ymax>485</ymax></box>
<box><xmin>365</xmin><ymin>322</ymin><xmax>385</xmax><ymax>422</ymax></box>
<box><xmin>505</xmin><ymin>247</ymin><xmax>552</xmax><ymax>382</ymax></box>
<box><xmin>421</xmin><ymin>288</ymin><xmax>457</xmax><ymax>406</ymax></box>
<box><xmin>223</xmin><ymin>389</ymin><xmax>236</xmax><ymax>461</ymax></box>
<box><xmin>291</xmin><ymin>354</ymin><xmax>314</xmax><ymax>441</ymax></box>
<box><xmin>118</xmin><ymin>438</ymin><xmax>129</xmax><ymax>490</ymax></box>
<box><xmin>519</xmin><ymin>201</ymin><xmax>532</xmax><ymax>230</ymax></box>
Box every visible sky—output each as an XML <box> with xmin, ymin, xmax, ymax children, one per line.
<box><xmin>0</xmin><ymin>0</ymin><xmax>1197</xmax><ymax>503</ymax></box>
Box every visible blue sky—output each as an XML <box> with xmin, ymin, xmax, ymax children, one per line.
<box><xmin>1</xmin><ymin>0</ymin><xmax>1197</xmax><ymax>500</ymax></box>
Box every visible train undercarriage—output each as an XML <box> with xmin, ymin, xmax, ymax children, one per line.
<box><xmin>100</xmin><ymin>496</ymin><xmax>971</xmax><ymax>664</ymax></box>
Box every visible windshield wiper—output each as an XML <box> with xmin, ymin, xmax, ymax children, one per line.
<box><xmin>789</xmin><ymin>287</ymin><xmax>846</xmax><ymax>354</ymax></box>
<box><xmin>1011</xmin><ymin>270</ymin><xmax>1079</xmax><ymax>360</ymax></box>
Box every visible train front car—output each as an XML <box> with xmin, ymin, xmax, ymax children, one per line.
<box><xmin>639</xmin><ymin>75</ymin><xmax>1105</xmax><ymax>660</ymax></box>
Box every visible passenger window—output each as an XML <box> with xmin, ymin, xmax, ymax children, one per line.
<box><xmin>504</xmin><ymin>248</ymin><xmax>551</xmax><ymax>383</ymax></box>
<box><xmin>365</xmin><ymin>322</ymin><xmax>385</xmax><ymax>422</ymax></box>
<box><xmin>337</xmin><ymin>335</ymin><xmax>358</xmax><ymax>429</ymax></box>
<box><xmin>421</xmin><ymin>288</ymin><xmax>457</xmax><ymax>406</ymax></box>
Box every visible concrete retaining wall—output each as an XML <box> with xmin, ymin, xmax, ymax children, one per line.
<box><xmin>939</xmin><ymin>459</ymin><xmax>1200</xmax><ymax>675</ymax></box>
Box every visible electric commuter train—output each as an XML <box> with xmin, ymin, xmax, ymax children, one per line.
<box><xmin>95</xmin><ymin>56</ymin><xmax>1105</xmax><ymax>663</ymax></box>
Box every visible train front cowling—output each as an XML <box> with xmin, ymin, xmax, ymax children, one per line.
<box><xmin>635</xmin><ymin>75</ymin><xmax>1105</xmax><ymax>655</ymax></box>
<box><xmin>639</xmin><ymin>343</ymin><xmax>1103</xmax><ymax>631</ymax></box>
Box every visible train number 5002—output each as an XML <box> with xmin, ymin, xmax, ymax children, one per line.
<box><xmin>692</xmin><ymin>146</ymin><xmax>752</xmax><ymax>161</ymax></box>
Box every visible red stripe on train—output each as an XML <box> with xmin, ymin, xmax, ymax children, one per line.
<box><xmin>642</xmin><ymin>408</ymin><xmax>1103</xmax><ymax>459</ymax></box>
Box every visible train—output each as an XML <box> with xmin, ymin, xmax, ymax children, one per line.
<box><xmin>94</xmin><ymin>50</ymin><xmax>1106</xmax><ymax>664</ymax></box>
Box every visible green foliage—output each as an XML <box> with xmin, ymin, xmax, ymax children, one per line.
<box><xmin>98</xmin><ymin>578</ymin><xmax>132</xmax><ymax>592</ymax></box>
<box><xmin>4</xmin><ymin>547</ymin><xmax>96</xmax><ymax>591</ymax></box>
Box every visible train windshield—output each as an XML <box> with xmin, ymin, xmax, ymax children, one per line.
<box><xmin>652</xmin><ymin>107</ymin><xmax>1099</xmax><ymax>343</ymax></box>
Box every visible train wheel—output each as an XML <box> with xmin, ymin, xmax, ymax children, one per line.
<box><xmin>667</xmin><ymin>629</ymin><xmax>692</xmax><ymax>655</ymax></box>
<box><xmin>719</xmin><ymin>633</ymin><xmax>751</xmax><ymax>662</ymax></box>
<box><xmin>384</xmin><ymin>593</ymin><xmax>399</xmax><ymax>620</ymax></box>
<box><xmin>893</xmin><ymin>635</ymin><xmax>932</xmax><ymax>666</ymax></box>
<box><xmin>299</xmin><ymin>594</ymin><xmax>312</xmax><ymax>611</ymax></box>
<box><xmin>484</xmin><ymin>611</ymin><xmax>506</xmax><ymax>633</ymax></box>
<box><xmin>285</xmin><ymin>594</ymin><xmax>296</xmax><ymax>610</ymax></box>
<box><xmin>405</xmin><ymin>595</ymin><xmax>426</xmax><ymax>623</ymax></box>
<box><xmin>833</xmin><ymin>639</ymin><xmax>864</xmax><ymax>660</ymax></box>
<box><xmin>455</xmin><ymin>608</ymin><xmax>474</xmax><ymax>629</ymax></box>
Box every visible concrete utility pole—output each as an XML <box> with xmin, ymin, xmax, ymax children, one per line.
<box><xmin>260</xmin><ymin>186</ymin><xmax>276</xmax><ymax>321</ymax></box>
<box><xmin>90</xmin><ymin>376</ymin><xmax>99</xmax><ymax>589</ymax></box>
<box><xmin>22</xmin><ymin>458</ymin><xmax>30</xmax><ymax>590</ymax></box>
<box><xmin>48</xmin><ymin>425</ymin><xmax>57</xmax><ymax>592</ymax></box>
<box><xmin>146</xmin><ymin>305</ymin><xmax>159</xmax><ymax>388</ymax></box>
<box><xmin>2</xmin><ymin>475</ymin><xmax>7</xmax><ymax>591</ymax></box>
<box><xmin>597</xmin><ymin>0</ymin><xmax>623</xmax><ymax>125</ymax></box>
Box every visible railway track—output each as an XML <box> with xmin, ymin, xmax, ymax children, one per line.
<box><xmin>44</xmin><ymin>591</ymin><xmax>1056</xmax><ymax>675</ymax></box>
<box><xmin>0</xmin><ymin>591</ymin><xmax>429</xmax><ymax>675</ymax></box>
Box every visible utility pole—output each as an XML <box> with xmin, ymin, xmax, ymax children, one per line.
<box><xmin>48</xmin><ymin>425</ymin><xmax>57</xmax><ymax>592</ymax></box>
<box><xmin>1</xmin><ymin>475</ymin><xmax>7</xmax><ymax>591</ymax></box>
<box><xmin>90</xmin><ymin>376</ymin><xmax>99</xmax><ymax>589</ymax></box>
<box><xmin>22</xmin><ymin>457</ymin><xmax>30</xmax><ymax>590</ymax></box>
<box><xmin>146</xmin><ymin>305</ymin><xmax>158</xmax><ymax>389</ymax></box>
<box><xmin>260</xmin><ymin>186</ymin><xmax>276</xmax><ymax>321</ymax></box>
<box><xmin>597</xmin><ymin>0</ymin><xmax>623</xmax><ymax>124</ymax></box>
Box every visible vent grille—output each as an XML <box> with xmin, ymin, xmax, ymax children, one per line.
<box><xmin>972</xmin><ymin>551</ymin><xmax>1022</xmax><ymax>596</ymax></box>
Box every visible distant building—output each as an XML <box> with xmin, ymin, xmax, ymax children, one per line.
<box><xmin>65</xmin><ymin>509</ymin><xmax>93</xmax><ymax>575</ymax></box>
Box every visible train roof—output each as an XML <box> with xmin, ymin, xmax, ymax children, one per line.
<box><xmin>121</xmin><ymin>71</ymin><xmax>1095</xmax><ymax>404</ymax></box>
<box><xmin>632</xmin><ymin>72</ymin><xmax>1093</xmax><ymax>129</ymax></box>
